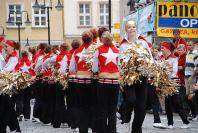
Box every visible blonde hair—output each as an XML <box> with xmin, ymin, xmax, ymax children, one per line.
<box><xmin>102</xmin><ymin>31</ymin><xmax>113</xmax><ymax>41</ymax></box>
<box><xmin>125</xmin><ymin>20</ymin><xmax>136</xmax><ymax>32</ymax></box>
<box><xmin>101</xmin><ymin>31</ymin><xmax>113</xmax><ymax>45</ymax></box>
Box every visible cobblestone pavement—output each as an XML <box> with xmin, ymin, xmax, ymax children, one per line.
<box><xmin>7</xmin><ymin>114</ymin><xmax>198</xmax><ymax>133</ymax></box>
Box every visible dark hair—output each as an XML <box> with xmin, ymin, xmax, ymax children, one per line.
<box><xmin>28</xmin><ymin>47</ymin><xmax>36</xmax><ymax>54</ymax></box>
<box><xmin>71</xmin><ymin>39</ymin><xmax>81</xmax><ymax>50</ymax></box>
<box><xmin>98</xmin><ymin>27</ymin><xmax>109</xmax><ymax>39</ymax></box>
<box><xmin>82</xmin><ymin>31</ymin><xmax>93</xmax><ymax>44</ymax></box>
<box><xmin>60</xmin><ymin>43</ymin><xmax>69</xmax><ymax>51</ymax></box>
<box><xmin>152</xmin><ymin>45</ymin><xmax>160</xmax><ymax>51</ymax></box>
<box><xmin>52</xmin><ymin>45</ymin><xmax>59</xmax><ymax>54</ymax></box>
<box><xmin>13</xmin><ymin>41</ymin><xmax>20</xmax><ymax>50</ymax></box>
<box><xmin>44</xmin><ymin>45</ymin><xmax>52</xmax><ymax>54</ymax></box>
<box><xmin>90</xmin><ymin>28</ymin><xmax>98</xmax><ymax>40</ymax></box>
<box><xmin>169</xmin><ymin>42</ymin><xmax>176</xmax><ymax>52</ymax></box>
<box><xmin>173</xmin><ymin>29</ymin><xmax>180</xmax><ymax>34</ymax></box>
<box><xmin>22</xmin><ymin>50</ymin><xmax>29</xmax><ymax>58</ymax></box>
<box><xmin>38</xmin><ymin>43</ymin><xmax>47</xmax><ymax>51</ymax></box>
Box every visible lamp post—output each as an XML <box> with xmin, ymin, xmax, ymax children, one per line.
<box><xmin>6</xmin><ymin>10</ymin><xmax>31</xmax><ymax>55</ymax></box>
<box><xmin>109</xmin><ymin>0</ymin><xmax>111</xmax><ymax>32</ymax></box>
<box><xmin>25</xmin><ymin>37</ymin><xmax>30</xmax><ymax>47</ymax></box>
<box><xmin>32</xmin><ymin>0</ymin><xmax>63</xmax><ymax>45</ymax></box>
<box><xmin>0</xmin><ymin>26</ymin><xmax>6</xmax><ymax>37</ymax></box>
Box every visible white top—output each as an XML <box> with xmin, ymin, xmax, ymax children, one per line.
<box><xmin>167</xmin><ymin>56</ymin><xmax>178</xmax><ymax>78</ymax></box>
<box><xmin>92</xmin><ymin>50</ymin><xmax>99</xmax><ymax>73</ymax></box>
<box><xmin>34</xmin><ymin>56</ymin><xmax>43</xmax><ymax>73</ymax></box>
<box><xmin>57</xmin><ymin>55</ymin><xmax>68</xmax><ymax>75</ymax></box>
<box><xmin>69</xmin><ymin>53</ymin><xmax>77</xmax><ymax>73</ymax></box>
<box><xmin>118</xmin><ymin>36</ymin><xmax>154</xmax><ymax>72</ymax></box>
<box><xmin>3</xmin><ymin>56</ymin><xmax>18</xmax><ymax>72</ymax></box>
<box><xmin>0</xmin><ymin>54</ymin><xmax>5</xmax><ymax>71</ymax></box>
<box><xmin>42</xmin><ymin>55</ymin><xmax>57</xmax><ymax>72</ymax></box>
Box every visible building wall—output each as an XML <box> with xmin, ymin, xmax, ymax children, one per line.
<box><xmin>64</xmin><ymin>0</ymin><xmax>121</xmax><ymax>43</ymax></box>
<box><xmin>120</xmin><ymin>0</ymin><xmax>130</xmax><ymax>21</ymax></box>
<box><xmin>0</xmin><ymin>0</ymin><xmax>64</xmax><ymax>46</ymax></box>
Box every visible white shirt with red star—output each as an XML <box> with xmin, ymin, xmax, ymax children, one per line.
<box><xmin>69</xmin><ymin>43</ymin><xmax>91</xmax><ymax>73</ymax></box>
<box><xmin>4</xmin><ymin>51</ymin><xmax>19</xmax><ymax>72</ymax></box>
<box><xmin>92</xmin><ymin>44</ymin><xmax>119</xmax><ymax>73</ymax></box>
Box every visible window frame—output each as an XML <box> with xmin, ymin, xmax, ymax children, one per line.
<box><xmin>7</xmin><ymin>4</ymin><xmax>24</xmax><ymax>28</ymax></box>
<box><xmin>99</xmin><ymin>2</ymin><xmax>109</xmax><ymax>26</ymax></box>
<box><xmin>31</xmin><ymin>3</ymin><xmax>48</xmax><ymax>28</ymax></box>
<box><xmin>78</xmin><ymin>2</ymin><xmax>92</xmax><ymax>27</ymax></box>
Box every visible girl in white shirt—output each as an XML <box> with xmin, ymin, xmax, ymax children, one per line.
<box><xmin>160</xmin><ymin>41</ymin><xmax>190</xmax><ymax>129</ymax></box>
<box><xmin>0</xmin><ymin>40</ymin><xmax>21</xmax><ymax>133</ymax></box>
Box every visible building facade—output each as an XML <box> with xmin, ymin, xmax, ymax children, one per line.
<box><xmin>0</xmin><ymin>0</ymin><xmax>64</xmax><ymax>46</ymax></box>
<box><xmin>63</xmin><ymin>0</ymin><xmax>121</xmax><ymax>43</ymax></box>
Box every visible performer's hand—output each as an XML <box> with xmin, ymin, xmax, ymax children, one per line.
<box><xmin>178</xmin><ymin>66</ymin><xmax>183</xmax><ymax>70</ymax></box>
<box><xmin>188</xmin><ymin>93</ymin><xmax>194</xmax><ymax>100</ymax></box>
<box><xmin>156</xmin><ymin>87</ymin><xmax>161</xmax><ymax>91</ymax></box>
<box><xmin>192</xmin><ymin>84</ymin><xmax>198</xmax><ymax>91</ymax></box>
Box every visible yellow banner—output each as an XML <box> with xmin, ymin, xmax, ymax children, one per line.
<box><xmin>113</xmin><ymin>33</ymin><xmax>120</xmax><ymax>42</ymax></box>
<box><xmin>156</xmin><ymin>2</ymin><xmax>198</xmax><ymax>38</ymax></box>
<box><xmin>114</xmin><ymin>23</ymin><xmax>120</xmax><ymax>29</ymax></box>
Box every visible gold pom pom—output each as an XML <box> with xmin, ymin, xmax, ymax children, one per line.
<box><xmin>119</xmin><ymin>42</ymin><xmax>177</xmax><ymax>96</ymax></box>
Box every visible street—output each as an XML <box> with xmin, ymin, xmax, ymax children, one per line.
<box><xmin>8</xmin><ymin>114</ymin><xmax>198</xmax><ymax>133</ymax></box>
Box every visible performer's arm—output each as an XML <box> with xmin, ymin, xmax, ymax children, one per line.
<box><xmin>69</xmin><ymin>53</ymin><xmax>77</xmax><ymax>73</ymax></box>
<box><xmin>34</xmin><ymin>56</ymin><xmax>43</xmax><ymax>72</ymax></box>
<box><xmin>58</xmin><ymin>55</ymin><xmax>68</xmax><ymax>74</ymax></box>
<box><xmin>92</xmin><ymin>50</ymin><xmax>99</xmax><ymax>73</ymax></box>
<box><xmin>3</xmin><ymin>57</ymin><xmax>18</xmax><ymax>72</ymax></box>
<box><xmin>42</xmin><ymin>56</ymin><xmax>56</xmax><ymax>71</ymax></box>
<box><xmin>171</xmin><ymin>58</ymin><xmax>178</xmax><ymax>78</ymax></box>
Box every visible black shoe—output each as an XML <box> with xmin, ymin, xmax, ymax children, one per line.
<box><xmin>15</xmin><ymin>129</ymin><xmax>21</xmax><ymax>133</ymax></box>
<box><xmin>53</xmin><ymin>125</ymin><xmax>60</xmax><ymax>128</ymax></box>
<box><xmin>18</xmin><ymin>115</ymin><xmax>23</xmax><ymax>122</ymax></box>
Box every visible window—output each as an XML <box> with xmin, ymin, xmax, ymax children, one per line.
<box><xmin>32</xmin><ymin>6</ymin><xmax>47</xmax><ymax>27</ymax></box>
<box><xmin>8</xmin><ymin>4</ymin><xmax>22</xmax><ymax>26</ymax></box>
<box><xmin>79</xmin><ymin>3</ymin><xmax>91</xmax><ymax>26</ymax></box>
<box><xmin>99</xmin><ymin>3</ymin><xmax>109</xmax><ymax>26</ymax></box>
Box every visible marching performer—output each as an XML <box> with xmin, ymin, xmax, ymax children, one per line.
<box><xmin>68</xmin><ymin>40</ymin><xmax>81</xmax><ymax>132</ymax></box>
<box><xmin>0</xmin><ymin>36</ymin><xmax>6</xmax><ymax>133</ymax></box>
<box><xmin>32</xmin><ymin>43</ymin><xmax>47</xmax><ymax>123</ymax></box>
<box><xmin>119</xmin><ymin>20</ymin><xmax>152</xmax><ymax>133</ymax></box>
<box><xmin>40</xmin><ymin>45</ymin><xmax>56</xmax><ymax>125</ymax></box>
<box><xmin>92</xmin><ymin>31</ymin><xmax>119</xmax><ymax>133</ymax></box>
<box><xmin>69</xmin><ymin>31</ymin><xmax>94</xmax><ymax>133</ymax></box>
<box><xmin>0</xmin><ymin>36</ymin><xmax>5</xmax><ymax>71</ymax></box>
<box><xmin>48</xmin><ymin>43</ymin><xmax>68</xmax><ymax>128</ymax></box>
<box><xmin>160</xmin><ymin>41</ymin><xmax>190</xmax><ymax>129</ymax></box>
<box><xmin>15</xmin><ymin>51</ymin><xmax>35</xmax><ymax>121</ymax></box>
<box><xmin>0</xmin><ymin>40</ymin><xmax>21</xmax><ymax>133</ymax></box>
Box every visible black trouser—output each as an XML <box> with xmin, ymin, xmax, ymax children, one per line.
<box><xmin>147</xmin><ymin>84</ymin><xmax>161</xmax><ymax>123</ymax></box>
<box><xmin>65</xmin><ymin>82</ymin><xmax>72</xmax><ymax>126</ymax></box>
<box><xmin>69</xmin><ymin>81</ymin><xmax>80</xmax><ymax>129</ymax></box>
<box><xmin>188</xmin><ymin>90</ymin><xmax>198</xmax><ymax>117</ymax></box>
<box><xmin>33</xmin><ymin>78</ymin><xmax>44</xmax><ymax>120</ymax></box>
<box><xmin>41</xmin><ymin>81</ymin><xmax>56</xmax><ymax>124</ymax></box>
<box><xmin>11</xmin><ymin>91</ymin><xmax>24</xmax><ymax>118</ymax></box>
<box><xmin>165</xmin><ymin>94</ymin><xmax>190</xmax><ymax>125</ymax></box>
<box><xmin>0</xmin><ymin>95</ymin><xmax>20</xmax><ymax>132</ymax></box>
<box><xmin>52</xmin><ymin>82</ymin><xmax>67</xmax><ymax>128</ymax></box>
<box><xmin>23</xmin><ymin>86</ymin><xmax>33</xmax><ymax>119</ymax></box>
<box><xmin>122</xmin><ymin>77</ymin><xmax>148</xmax><ymax>133</ymax></box>
<box><xmin>96</xmin><ymin>82</ymin><xmax>119</xmax><ymax>133</ymax></box>
<box><xmin>78</xmin><ymin>79</ymin><xmax>94</xmax><ymax>133</ymax></box>
<box><xmin>195</xmin><ymin>91</ymin><xmax>198</xmax><ymax>115</ymax></box>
